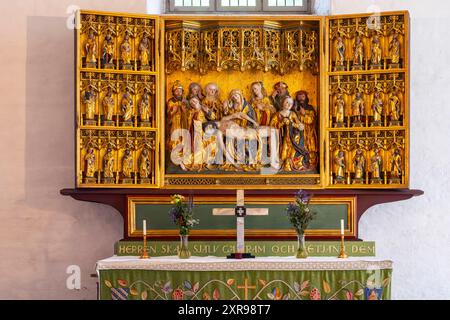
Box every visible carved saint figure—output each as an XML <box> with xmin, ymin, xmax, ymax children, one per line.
<box><xmin>351</xmin><ymin>92</ymin><xmax>365</xmax><ymax>123</ymax></box>
<box><xmin>121</xmin><ymin>33</ymin><xmax>132</xmax><ymax>65</ymax></box>
<box><xmin>85</xmin><ymin>30</ymin><xmax>97</xmax><ymax>64</ymax></box>
<box><xmin>139</xmin><ymin>89</ymin><xmax>151</xmax><ymax>123</ymax></box>
<box><xmin>202</xmin><ymin>83</ymin><xmax>222</xmax><ymax>120</ymax></box>
<box><xmin>121</xmin><ymin>89</ymin><xmax>133</xmax><ymax>122</ymax></box>
<box><xmin>103</xmin><ymin>148</ymin><xmax>115</xmax><ymax>178</ymax></box>
<box><xmin>84</xmin><ymin>85</ymin><xmax>97</xmax><ymax>120</ymax></box>
<box><xmin>102</xmin><ymin>87</ymin><xmax>115</xmax><ymax>121</ymax></box>
<box><xmin>250</xmin><ymin>82</ymin><xmax>275</xmax><ymax>126</ymax></box>
<box><xmin>187</xmin><ymin>82</ymin><xmax>204</xmax><ymax>102</ymax></box>
<box><xmin>391</xmin><ymin>148</ymin><xmax>402</xmax><ymax>178</ymax></box>
<box><xmin>167</xmin><ymin>81</ymin><xmax>186</xmax><ymax>150</ymax></box>
<box><xmin>270</xmin><ymin>82</ymin><xmax>289</xmax><ymax>111</ymax></box>
<box><xmin>353</xmin><ymin>36</ymin><xmax>364</xmax><ymax>66</ymax></box>
<box><xmin>294</xmin><ymin>91</ymin><xmax>318</xmax><ymax>167</ymax></box>
<box><xmin>269</xmin><ymin>97</ymin><xmax>307</xmax><ymax>171</ymax></box>
<box><xmin>122</xmin><ymin>149</ymin><xmax>133</xmax><ymax>178</ymax></box>
<box><xmin>371</xmin><ymin>148</ymin><xmax>383</xmax><ymax>179</ymax></box>
<box><xmin>353</xmin><ymin>148</ymin><xmax>365</xmax><ymax>180</ymax></box>
<box><xmin>334</xmin><ymin>93</ymin><xmax>345</xmax><ymax>125</ymax></box>
<box><xmin>370</xmin><ymin>36</ymin><xmax>382</xmax><ymax>66</ymax></box>
<box><xmin>371</xmin><ymin>90</ymin><xmax>383</xmax><ymax>122</ymax></box>
<box><xmin>139</xmin><ymin>35</ymin><xmax>150</xmax><ymax>66</ymax></box>
<box><xmin>102</xmin><ymin>32</ymin><xmax>114</xmax><ymax>65</ymax></box>
<box><xmin>139</xmin><ymin>148</ymin><xmax>151</xmax><ymax>179</ymax></box>
<box><xmin>85</xmin><ymin>147</ymin><xmax>96</xmax><ymax>178</ymax></box>
<box><xmin>389</xmin><ymin>89</ymin><xmax>401</xmax><ymax>122</ymax></box>
<box><xmin>389</xmin><ymin>34</ymin><xmax>401</xmax><ymax>64</ymax></box>
<box><xmin>334</xmin><ymin>150</ymin><xmax>346</xmax><ymax>179</ymax></box>
<box><xmin>336</xmin><ymin>36</ymin><xmax>345</xmax><ymax>66</ymax></box>
<box><xmin>220</xmin><ymin>90</ymin><xmax>258</xmax><ymax>169</ymax></box>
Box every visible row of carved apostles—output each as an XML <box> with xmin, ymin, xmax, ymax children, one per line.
<box><xmin>81</xmin><ymin>14</ymin><xmax>156</xmax><ymax>71</ymax></box>
<box><xmin>329</xmin><ymin>14</ymin><xmax>405</xmax><ymax>71</ymax></box>
<box><xmin>82</xmin><ymin>146</ymin><xmax>156</xmax><ymax>185</ymax></box>
<box><xmin>332</xmin><ymin>146</ymin><xmax>403</xmax><ymax>185</ymax></box>
<box><xmin>80</xmin><ymin>74</ymin><xmax>156</xmax><ymax>127</ymax></box>
<box><xmin>331</xmin><ymin>89</ymin><xmax>402</xmax><ymax>128</ymax></box>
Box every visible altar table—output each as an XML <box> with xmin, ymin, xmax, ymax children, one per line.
<box><xmin>96</xmin><ymin>256</ymin><xmax>392</xmax><ymax>300</ymax></box>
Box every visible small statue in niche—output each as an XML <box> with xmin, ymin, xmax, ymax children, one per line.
<box><xmin>102</xmin><ymin>87</ymin><xmax>115</xmax><ymax>126</ymax></box>
<box><xmin>269</xmin><ymin>97</ymin><xmax>308</xmax><ymax>172</ymax></box>
<box><xmin>335</xmin><ymin>36</ymin><xmax>346</xmax><ymax>71</ymax></box>
<box><xmin>294</xmin><ymin>90</ymin><xmax>318</xmax><ymax>169</ymax></box>
<box><xmin>371</xmin><ymin>90</ymin><xmax>383</xmax><ymax>127</ymax></box>
<box><xmin>370</xmin><ymin>148</ymin><xmax>383</xmax><ymax>183</ymax></box>
<box><xmin>351</xmin><ymin>92</ymin><xmax>365</xmax><ymax>127</ymax></box>
<box><xmin>85</xmin><ymin>30</ymin><xmax>97</xmax><ymax>68</ymax></box>
<box><xmin>352</xmin><ymin>148</ymin><xmax>365</xmax><ymax>183</ymax></box>
<box><xmin>352</xmin><ymin>36</ymin><xmax>364</xmax><ymax>70</ymax></box>
<box><xmin>84</xmin><ymin>147</ymin><xmax>96</xmax><ymax>183</ymax></box>
<box><xmin>167</xmin><ymin>81</ymin><xmax>186</xmax><ymax>151</ymax></box>
<box><xmin>121</xmin><ymin>88</ymin><xmax>134</xmax><ymax>126</ymax></box>
<box><xmin>370</xmin><ymin>35</ymin><xmax>382</xmax><ymax>69</ymax></box>
<box><xmin>389</xmin><ymin>89</ymin><xmax>401</xmax><ymax>126</ymax></box>
<box><xmin>389</xmin><ymin>148</ymin><xmax>402</xmax><ymax>184</ymax></box>
<box><xmin>103</xmin><ymin>147</ymin><xmax>115</xmax><ymax>183</ymax></box>
<box><xmin>139</xmin><ymin>148</ymin><xmax>151</xmax><ymax>183</ymax></box>
<box><xmin>101</xmin><ymin>31</ymin><xmax>115</xmax><ymax>69</ymax></box>
<box><xmin>250</xmin><ymin>81</ymin><xmax>275</xmax><ymax>127</ymax></box>
<box><xmin>334</xmin><ymin>92</ymin><xmax>346</xmax><ymax>127</ymax></box>
<box><xmin>139</xmin><ymin>89</ymin><xmax>151</xmax><ymax>127</ymax></box>
<box><xmin>122</xmin><ymin>149</ymin><xmax>133</xmax><ymax>183</ymax></box>
<box><xmin>389</xmin><ymin>34</ymin><xmax>401</xmax><ymax>68</ymax></box>
<box><xmin>334</xmin><ymin>150</ymin><xmax>346</xmax><ymax>183</ymax></box>
<box><xmin>270</xmin><ymin>81</ymin><xmax>290</xmax><ymax>111</ymax></box>
<box><xmin>202</xmin><ymin>83</ymin><xmax>222</xmax><ymax>120</ymax></box>
<box><xmin>83</xmin><ymin>85</ymin><xmax>97</xmax><ymax>125</ymax></box>
<box><xmin>121</xmin><ymin>32</ymin><xmax>133</xmax><ymax>70</ymax></box>
<box><xmin>139</xmin><ymin>35</ymin><xmax>150</xmax><ymax>70</ymax></box>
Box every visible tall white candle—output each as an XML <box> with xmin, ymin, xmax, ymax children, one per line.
<box><xmin>340</xmin><ymin>219</ymin><xmax>344</xmax><ymax>235</ymax></box>
<box><xmin>143</xmin><ymin>220</ymin><xmax>147</xmax><ymax>236</ymax></box>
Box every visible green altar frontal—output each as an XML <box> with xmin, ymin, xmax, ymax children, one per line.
<box><xmin>97</xmin><ymin>256</ymin><xmax>392</xmax><ymax>300</ymax></box>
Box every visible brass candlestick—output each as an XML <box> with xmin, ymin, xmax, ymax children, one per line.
<box><xmin>338</xmin><ymin>234</ymin><xmax>348</xmax><ymax>259</ymax></box>
<box><xmin>140</xmin><ymin>234</ymin><xmax>150</xmax><ymax>259</ymax></box>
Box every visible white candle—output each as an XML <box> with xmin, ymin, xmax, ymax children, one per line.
<box><xmin>340</xmin><ymin>219</ymin><xmax>344</xmax><ymax>235</ymax></box>
<box><xmin>143</xmin><ymin>220</ymin><xmax>147</xmax><ymax>236</ymax></box>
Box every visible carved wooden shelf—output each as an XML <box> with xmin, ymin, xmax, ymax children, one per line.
<box><xmin>60</xmin><ymin>188</ymin><xmax>423</xmax><ymax>240</ymax></box>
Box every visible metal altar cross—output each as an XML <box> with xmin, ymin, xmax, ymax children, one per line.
<box><xmin>213</xmin><ymin>190</ymin><xmax>268</xmax><ymax>259</ymax></box>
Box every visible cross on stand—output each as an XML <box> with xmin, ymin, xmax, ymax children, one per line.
<box><xmin>213</xmin><ymin>190</ymin><xmax>268</xmax><ymax>259</ymax></box>
<box><xmin>237</xmin><ymin>278</ymin><xmax>256</xmax><ymax>300</ymax></box>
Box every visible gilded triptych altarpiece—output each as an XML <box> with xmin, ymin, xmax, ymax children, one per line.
<box><xmin>72</xmin><ymin>10</ymin><xmax>413</xmax><ymax>239</ymax></box>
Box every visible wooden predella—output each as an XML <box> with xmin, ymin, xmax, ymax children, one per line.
<box><xmin>62</xmin><ymin>9</ymin><xmax>422</xmax><ymax>240</ymax></box>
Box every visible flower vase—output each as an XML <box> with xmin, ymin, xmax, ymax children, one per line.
<box><xmin>296</xmin><ymin>233</ymin><xmax>308</xmax><ymax>258</ymax></box>
<box><xmin>178</xmin><ymin>234</ymin><xmax>191</xmax><ymax>259</ymax></box>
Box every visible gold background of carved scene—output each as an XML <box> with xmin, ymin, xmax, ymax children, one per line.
<box><xmin>74</xmin><ymin>10</ymin><xmax>409</xmax><ymax>189</ymax></box>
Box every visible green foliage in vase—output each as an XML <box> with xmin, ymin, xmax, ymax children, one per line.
<box><xmin>285</xmin><ymin>190</ymin><xmax>316</xmax><ymax>235</ymax></box>
<box><xmin>169</xmin><ymin>194</ymin><xmax>199</xmax><ymax>236</ymax></box>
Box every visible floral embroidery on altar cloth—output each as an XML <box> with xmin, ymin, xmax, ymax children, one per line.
<box><xmin>102</xmin><ymin>276</ymin><xmax>390</xmax><ymax>300</ymax></box>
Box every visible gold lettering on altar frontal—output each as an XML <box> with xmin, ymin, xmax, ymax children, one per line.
<box><xmin>115</xmin><ymin>241</ymin><xmax>376</xmax><ymax>257</ymax></box>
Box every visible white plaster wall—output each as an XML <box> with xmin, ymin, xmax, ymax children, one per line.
<box><xmin>331</xmin><ymin>0</ymin><xmax>450</xmax><ymax>300</ymax></box>
<box><xmin>0</xmin><ymin>0</ymin><xmax>147</xmax><ymax>300</ymax></box>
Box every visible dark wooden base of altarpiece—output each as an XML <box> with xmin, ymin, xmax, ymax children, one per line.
<box><xmin>60</xmin><ymin>188</ymin><xmax>423</xmax><ymax>241</ymax></box>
